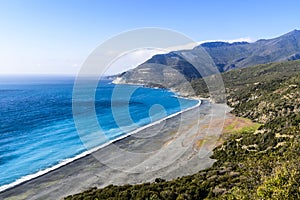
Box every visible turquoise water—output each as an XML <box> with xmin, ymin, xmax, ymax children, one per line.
<box><xmin>0</xmin><ymin>77</ymin><xmax>198</xmax><ymax>190</ymax></box>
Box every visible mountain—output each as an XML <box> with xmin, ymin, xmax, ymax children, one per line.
<box><xmin>114</xmin><ymin>30</ymin><xmax>300</xmax><ymax>94</ymax></box>
<box><xmin>202</xmin><ymin>29</ymin><xmax>300</xmax><ymax>71</ymax></box>
<box><xmin>66</xmin><ymin>60</ymin><xmax>300</xmax><ymax>200</ymax></box>
<box><xmin>113</xmin><ymin>48</ymin><xmax>220</xmax><ymax>96</ymax></box>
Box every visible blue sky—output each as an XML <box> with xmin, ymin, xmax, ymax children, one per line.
<box><xmin>0</xmin><ymin>0</ymin><xmax>299</xmax><ymax>75</ymax></box>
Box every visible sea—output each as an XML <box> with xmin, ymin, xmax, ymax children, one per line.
<box><xmin>0</xmin><ymin>76</ymin><xmax>199</xmax><ymax>191</ymax></box>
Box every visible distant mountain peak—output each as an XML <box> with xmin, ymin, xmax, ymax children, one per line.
<box><xmin>270</xmin><ymin>29</ymin><xmax>300</xmax><ymax>40</ymax></box>
<box><xmin>115</xmin><ymin>29</ymin><xmax>300</xmax><ymax>95</ymax></box>
<box><xmin>283</xmin><ymin>29</ymin><xmax>300</xmax><ymax>36</ymax></box>
<box><xmin>289</xmin><ymin>29</ymin><xmax>300</xmax><ymax>33</ymax></box>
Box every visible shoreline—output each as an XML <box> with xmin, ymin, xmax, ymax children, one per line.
<box><xmin>0</xmin><ymin>100</ymin><xmax>225</xmax><ymax>200</ymax></box>
<box><xmin>0</xmin><ymin>100</ymin><xmax>224</xmax><ymax>200</ymax></box>
<box><xmin>0</xmin><ymin>98</ymin><xmax>201</xmax><ymax>194</ymax></box>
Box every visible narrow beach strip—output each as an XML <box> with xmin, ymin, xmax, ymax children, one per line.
<box><xmin>0</xmin><ymin>98</ymin><xmax>201</xmax><ymax>193</ymax></box>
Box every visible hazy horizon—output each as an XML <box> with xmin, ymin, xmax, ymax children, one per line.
<box><xmin>1</xmin><ymin>0</ymin><xmax>299</xmax><ymax>75</ymax></box>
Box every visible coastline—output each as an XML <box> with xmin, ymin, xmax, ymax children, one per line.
<box><xmin>0</xmin><ymin>98</ymin><xmax>203</xmax><ymax>198</ymax></box>
<box><xmin>0</xmin><ymin>100</ymin><xmax>228</xmax><ymax>200</ymax></box>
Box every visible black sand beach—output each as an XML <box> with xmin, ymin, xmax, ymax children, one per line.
<box><xmin>0</xmin><ymin>101</ymin><xmax>227</xmax><ymax>200</ymax></box>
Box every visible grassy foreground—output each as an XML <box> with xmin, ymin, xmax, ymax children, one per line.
<box><xmin>65</xmin><ymin>60</ymin><xmax>300</xmax><ymax>200</ymax></box>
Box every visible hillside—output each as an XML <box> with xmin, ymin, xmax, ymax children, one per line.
<box><xmin>114</xmin><ymin>30</ymin><xmax>300</xmax><ymax>95</ymax></box>
<box><xmin>202</xmin><ymin>29</ymin><xmax>300</xmax><ymax>71</ymax></box>
<box><xmin>65</xmin><ymin>60</ymin><xmax>300</xmax><ymax>199</ymax></box>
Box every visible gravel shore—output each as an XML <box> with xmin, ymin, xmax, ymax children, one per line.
<box><xmin>0</xmin><ymin>101</ymin><xmax>228</xmax><ymax>200</ymax></box>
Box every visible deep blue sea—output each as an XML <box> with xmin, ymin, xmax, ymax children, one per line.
<box><xmin>0</xmin><ymin>76</ymin><xmax>198</xmax><ymax>191</ymax></box>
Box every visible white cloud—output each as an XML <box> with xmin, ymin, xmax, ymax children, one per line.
<box><xmin>198</xmin><ymin>37</ymin><xmax>255</xmax><ymax>44</ymax></box>
<box><xmin>165</xmin><ymin>42</ymin><xmax>199</xmax><ymax>51</ymax></box>
<box><xmin>104</xmin><ymin>48</ymin><xmax>168</xmax><ymax>75</ymax></box>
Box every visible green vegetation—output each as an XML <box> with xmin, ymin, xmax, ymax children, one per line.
<box><xmin>223</xmin><ymin>117</ymin><xmax>261</xmax><ymax>134</ymax></box>
<box><xmin>65</xmin><ymin>60</ymin><xmax>300</xmax><ymax>200</ymax></box>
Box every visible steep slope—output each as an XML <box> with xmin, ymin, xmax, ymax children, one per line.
<box><xmin>199</xmin><ymin>41</ymin><xmax>252</xmax><ymax>72</ymax></box>
<box><xmin>66</xmin><ymin>60</ymin><xmax>300</xmax><ymax>200</ymax></box>
<box><xmin>113</xmin><ymin>52</ymin><xmax>199</xmax><ymax>88</ymax></box>
<box><xmin>114</xmin><ymin>48</ymin><xmax>218</xmax><ymax>96</ymax></box>
<box><xmin>115</xmin><ymin>30</ymin><xmax>300</xmax><ymax>92</ymax></box>
<box><xmin>202</xmin><ymin>29</ymin><xmax>300</xmax><ymax>71</ymax></box>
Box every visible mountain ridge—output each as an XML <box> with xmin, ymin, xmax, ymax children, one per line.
<box><xmin>114</xmin><ymin>30</ymin><xmax>300</xmax><ymax>95</ymax></box>
<box><xmin>66</xmin><ymin>59</ymin><xmax>300</xmax><ymax>200</ymax></box>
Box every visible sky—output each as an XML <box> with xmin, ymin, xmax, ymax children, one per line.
<box><xmin>0</xmin><ymin>0</ymin><xmax>299</xmax><ymax>75</ymax></box>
